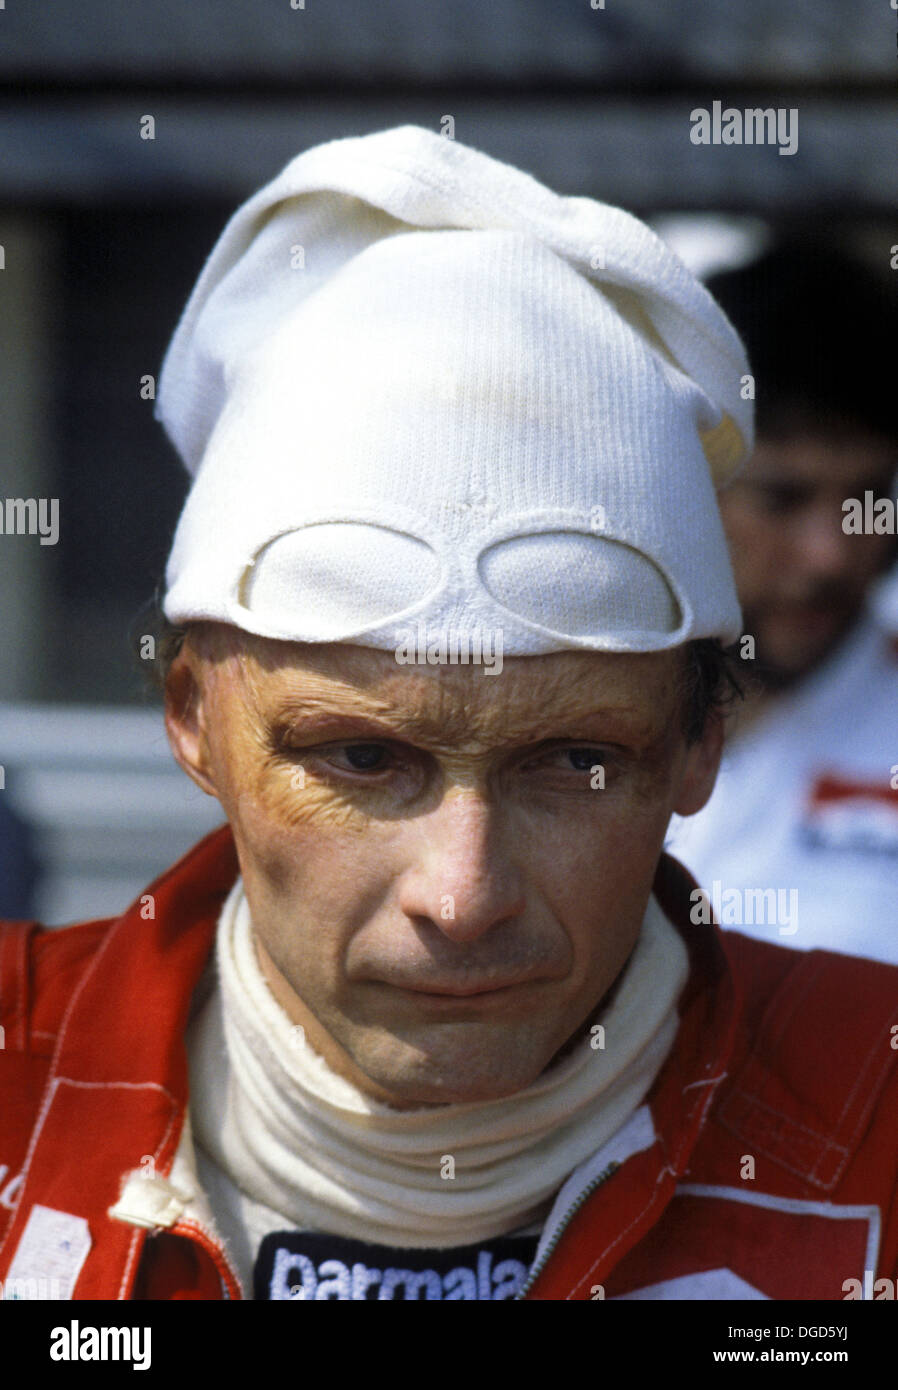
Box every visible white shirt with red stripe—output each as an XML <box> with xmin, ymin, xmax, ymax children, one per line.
<box><xmin>667</xmin><ymin>578</ymin><xmax>898</xmax><ymax>965</ymax></box>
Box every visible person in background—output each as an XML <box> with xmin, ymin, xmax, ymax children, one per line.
<box><xmin>667</xmin><ymin>241</ymin><xmax>898</xmax><ymax>964</ymax></box>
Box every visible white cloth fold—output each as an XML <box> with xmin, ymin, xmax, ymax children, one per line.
<box><xmin>158</xmin><ymin>125</ymin><xmax>751</xmax><ymax>651</ymax></box>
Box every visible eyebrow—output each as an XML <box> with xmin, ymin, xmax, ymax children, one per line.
<box><xmin>267</xmin><ymin>695</ymin><xmax>654</xmax><ymax>750</ymax></box>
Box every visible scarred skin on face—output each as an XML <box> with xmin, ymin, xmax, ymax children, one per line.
<box><xmin>165</xmin><ymin>625</ymin><xmax>722</xmax><ymax>1109</ymax></box>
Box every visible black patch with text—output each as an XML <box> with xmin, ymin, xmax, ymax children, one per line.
<box><xmin>254</xmin><ymin>1231</ymin><xmax>540</xmax><ymax>1300</ymax></box>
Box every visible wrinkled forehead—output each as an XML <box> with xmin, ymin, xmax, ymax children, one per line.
<box><xmin>202</xmin><ymin>629</ymin><xmax>685</xmax><ymax>748</ymax></box>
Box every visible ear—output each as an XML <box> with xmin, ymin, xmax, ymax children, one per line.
<box><xmin>671</xmin><ymin>710</ymin><xmax>725</xmax><ymax>817</ymax></box>
<box><xmin>164</xmin><ymin>642</ymin><xmax>220</xmax><ymax>798</ymax></box>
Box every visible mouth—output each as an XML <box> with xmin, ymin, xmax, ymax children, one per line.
<box><xmin>771</xmin><ymin>601</ymin><xmax>848</xmax><ymax>637</ymax></box>
<box><xmin>780</xmin><ymin>593</ymin><xmax>850</xmax><ymax>618</ymax></box>
<box><xmin>386</xmin><ymin>980</ymin><xmax>530</xmax><ymax>1001</ymax></box>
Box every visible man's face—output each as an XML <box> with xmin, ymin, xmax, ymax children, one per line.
<box><xmin>719</xmin><ymin>430</ymin><xmax>898</xmax><ymax>684</ymax></box>
<box><xmin>166</xmin><ymin>629</ymin><xmax>721</xmax><ymax>1109</ymax></box>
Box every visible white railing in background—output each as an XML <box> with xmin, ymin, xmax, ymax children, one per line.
<box><xmin>0</xmin><ymin>703</ymin><xmax>225</xmax><ymax>928</ymax></box>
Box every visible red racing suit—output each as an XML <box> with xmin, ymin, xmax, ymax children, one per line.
<box><xmin>1</xmin><ymin>824</ymin><xmax>897</xmax><ymax>1300</ymax></box>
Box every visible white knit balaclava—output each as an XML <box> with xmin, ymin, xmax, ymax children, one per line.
<box><xmin>156</xmin><ymin>125</ymin><xmax>752</xmax><ymax>651</ymax></box>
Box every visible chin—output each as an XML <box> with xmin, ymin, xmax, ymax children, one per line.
<box><xmin>381</xmin><ymin>1073</ymin><xmax>537</xmax><ymax>1108</ymax></box>
<box><xmin>765</xmin><ymin>612</ymin><xmax>855</xmax><ymax>676</ymax></box>
<box><xmin>765</xmin><ymin>644</ymin><xmax>840</xmax><ymax>688</ymax></box>
<box><xmin>357</xmin><ymin>1028</ymin><xmax>555</xmax><ymax>1108</ymax></box>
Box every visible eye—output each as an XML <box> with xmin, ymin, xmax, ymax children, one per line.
<box><xmin>752</xmin><ymin>483</ymin><xmax>807</xmax><ymax>515</ymax></box>
<box><xmin>520</xmin><ymin>744</ymin><xmax>609</xmax><ymax>777</ymax></box>
<box><xmin>325</xmin><ymin>742</ymin><xmax>393</xmax><ymax>773</ymax></box>
<box><xmin>563</xmin><ymin>747</ymin><xmax>599</xmax><ymax>769</ymax></box>
<box><xmin>559</xmin><ymin>746</ymin><xmax>606</xmax><ymax>774</ymax></box>
<box><xmin>276</xmin><ymin>733</ymin><xmax>423</xmax><ymax>790</ymax></box>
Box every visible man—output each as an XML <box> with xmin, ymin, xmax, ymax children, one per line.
<box><xmin>1</xmin><ymin>128</ymin><xmax>896</xmax><ymax>1302</ymax></box>
<box><xmin>667</xmin><ymin>244</ymin><xmax>898</xmax><ymax>963</ymax></box>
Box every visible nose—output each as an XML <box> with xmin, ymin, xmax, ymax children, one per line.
<box><xmin>396</xmin><ymin>787</ymin><xmax>526</xmax><ymax>945</ymax></box>
<box><xmin>796</xmin><ymin>500</ymin><xmax>858</xmax><ymax>582</ymax></box>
